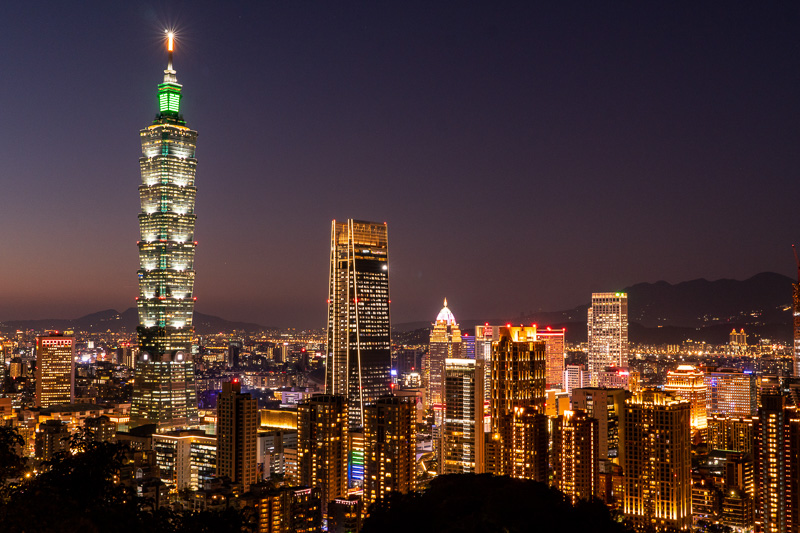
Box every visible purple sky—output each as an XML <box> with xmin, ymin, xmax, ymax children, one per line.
<box><xmin>1</xmin><ymin>2</ymin><xmax>798</xmax><ymax>328</ymax></box>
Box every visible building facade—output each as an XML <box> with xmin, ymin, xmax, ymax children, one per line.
<box><xmin>217</xmin><ymin>379</ymin><xmax>258</xmax><ymax>491</ymax></box>
<box><xmin>427</xmin><ymin>299</ymin><xmax>462</xmax><ymax>410</ymax></box>
<box><xmin>325</xmin><ymin>220</ymin><xmax>391</xmax><ymax>429</ymax></box>
<box><xmin>587</xmin><ymin>292</ymin><xmax>629</xmax><ymax>385</ymax></box>
<box><xmin>35</xmin><ymin>334</ymin><xmax>75</xmax><ymax>408</ymax></box>
<box><xmin>363</xmin><ymin>395</ymin><xmax>416</xmax><ymax>506</ymax></box>
<box><xmin>131</xmin><ymin>33</ymin><xmax>199</xmax><ymax>429</ymax></box>
<box><xmin>552</xmin><ymin>409</ymin><xmax>599</xmax><ymax>504</ymax></box>
<box><xmin>664</xmin><ymin>365</ymin><xmax>707</xmax><ymax>433</ymax></box>
<box><xmin>441</xmin><ymin>358</ymin><xmax>484</xmax><ymax>474</ymax></box>
<box><xmin>539</xmin><ymin>327</ymin><xmax>566</xmax><ymax>389</ymax></box>
<box><xmin>297</xmin><ymin>395</ymin><xmax>348</xmax><ymax>514</ymax></box>
<box><xmin>623</xmin><ymin>390</ymin><xmax>692</xmax><ymax>531</ymax></box>
<box><xmin>705</xmin><ymin>367</ymin><xmax>757</xmax><ymax>417</ymax></box>
<box><xmin>571</xmin><ymin>387</ymin><xmax>626</xmax><ymax>463</ymax></box>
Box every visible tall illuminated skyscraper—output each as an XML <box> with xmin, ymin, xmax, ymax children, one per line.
<box><xmin>552</xmin><ymin>409</ymin><xmax>599</xmax><ymax>504</ymax></box>
<box><xmin>441</xmin><ymin>358</ymin><xmax>484</xmax><ymax>474</ymax></box>
<box><xmin>217</xmin><ymin>379</ymin><xmax>258</xmax><ymax>492</ymax></box>
<box><xmin>131</xmin><ymin>33</ymin><xmax>199</xmax><ymax>429</ymax></box>
<box><xmin>539</xmin><ymin>327</ymin><xmax>566</xmax><ymax>389</ymax></box>
<box><xmin>325</xmin><ymin>220</ymin><xmax>391</xmax><ymax>429</ymax></box>
<box><xmin>363</xmin><ymin>395</ymin><xmax>416</xmax><ymax>506</ymax></box>
<box><xmin>427</xmin><ymin>299</ymin><xmax>462</xmax><ymax>411</ymax></box>
<box><xmin>35</xmin><ymin>334</ymin><xmax>74</xmax><ymax>408</ymax></box>
<box><xmin>588</xmin><ymin>292</ymin><xmax>629</xmax><ymax>385</ymax></box>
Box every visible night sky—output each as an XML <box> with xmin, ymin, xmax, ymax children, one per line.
<box><xmin>1</xmin><ymin>2</ymin><xmax>798</xmax><ymax>328</ymax></box>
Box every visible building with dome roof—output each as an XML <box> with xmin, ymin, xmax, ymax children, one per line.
<box><xmin>427</xmin><ymin>299</ymin><xmax>462</xmax><ymax>412</ymax></box>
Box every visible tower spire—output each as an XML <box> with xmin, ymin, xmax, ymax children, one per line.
<box><xmin>163</xmin><ymin>31</ymin><xmax>177</xmax><ymax>84</ymax></box>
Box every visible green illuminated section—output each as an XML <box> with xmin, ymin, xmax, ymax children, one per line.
<box><xmin>158</xmin><ymin>83</ymin><xmax>182</xmax><ymax>114</ymax></box>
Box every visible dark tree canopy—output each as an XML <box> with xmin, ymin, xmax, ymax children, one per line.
<box><xmin>362</xmin><ymin>474</ymin><xmax>631</xmax><ymax>533</ymax></box>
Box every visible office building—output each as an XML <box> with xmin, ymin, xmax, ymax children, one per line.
<box><xmin>152</xmin><ymin>430</ymin><xmax>216</xmax><ymax>491</ymax></box>
<box><xmin>441</xmin><ymin>358</ymin><xmax>484</xmax><ymax>474</ymax></box>
<box><xmin>257</xmin><ymin>486</ymin><xmax>322</xmax><ymax>533</ymax></box>
<box><xmin>217</xmin><ymin>379</ymin><xmax>258</xmax><ymax>491</ymax></box>
<box><xmin>705</xmin><ymin>367</ymin><xmax>757</xmax><ymax>417</ymax></box>
<box><xmin>131</xmin><ymin>33</ymin><xmax>199</xmax><ymax>429</ymax></box>
<box><xmin>35</xmin><ymin>334</ymin><xmax>75</xmax><ymax>408</ymax></box>
<box><xmin>754</xmin><ymin>393</ymin><xmax>800</xmax><ymax>533</ymax></box>
<box><xmin>664</xmin><ymin>365</ymin><xmax>707</xmax><ymax>432</ymax></box>
<box><xmin>588</xmin><ymin>293</ymin><xmax>629</xmax><ymax>385</ymax></box>
<box><xmin>427</xmin><ymin>299</ymin><xmax>462</xmax><ymax>411</ymax></box>
<box><xmin>571</xmin><ymin>387</ymin><xmax>626</xmax><ymax>463</ymax></box>
<box><xmin>479</xmin><ymin>325</ymin><xmax>546</xmax><ymax>476</ymax></box>
<box><xmin>538</xmin><ymin>327</ymin><xmax>566</xmax><ymax>389</ymax></box>
<box><xmin>325</xmin><ymin>220</ymin><xmax>391</xmax><ymax>429</ymax></box>
<box><xmin>328</xmin><ymin>496</ymin><xmax>362</xmax><ymax>533</ymax></box>
<box><xmin>706</xmin><ymin>414</ymin><xmax>755</xmax><ymax>453</ymax></box>
<box><xmin>506</xmin><ymin>405</ymin><xmax>548</xmax><ymax>482</ymax></box>
<box><xmin>552</xmin><ymin>409</ymin><xmax>599</xmax><ymax>504</ymax></box>
<box><xmin>623</xmin><ymin>390</ymin><xmax>691</xmax><ymax>531</ymax></box>
<box><xmin>363</xmin><ymin>395</ymin><xmax>416</xmax><ymax>506</ymax></box>
<box><xmin>563</xmin><ymin>364</ymin><xmax>589</xmax><ymax>397</ymax></box>
<box><xmin>297</xmin><ymin>394</ymin><xmax>348</xmax><ymax>514</ymax></box>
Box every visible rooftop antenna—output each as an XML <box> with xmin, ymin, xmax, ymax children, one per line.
<box><xmin>167</xmin><ymin>31</ymin><xmax>174</xmax><ymax>71</ymax></box>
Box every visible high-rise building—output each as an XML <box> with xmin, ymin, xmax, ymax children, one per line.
<box><xmin>705</xmin><ymin>367</ymin><xmax>757</xmax><ymax>417</ymax></box>
<box><xmin>552</xmin><ymin>409</ymin><xmax>599</xmax><ymax>504</ymax></box>
<box><xmin>217</xmin><ymin>378</ymin><xmax>257</xmax><ymax>491</ymax></box>
<box><xmin>441</xmin><ymin>358</ymin><xmax>484</xmax><ymax>474</ymax></box>
<box><xmin>257</xmin><ymin>486</ymin><xmax>322</xmax><ymax>533</ymax></box>
<box><xmin>297</xmin><ymin>394</ymin><xmax>348</xmax><ymax>514</ymax></box>
<box><xmin>427</xmin><ymin>299</ymin><xmax>462</xmax><ymax>411</ymax></box>
<box><xmin>538</xmin><ymin>327</ymin><xmax>566</xmax><ymax>389</ymax></box>
<box><xmin>35</xmin><ymin>334</ymin><xmax>75</xmax><ymax>408</ymax></box>
<box><xmin>479</xmin><ymin>325</ymin><xmax>546</xmax><ymax>476</ymax></box>
<box><xmin>664</xmin><ymin>365</ymin><xmax>707</xmax><ymax>432</ymax></box>
<box><xmin>363</xmin><ymin>395</ymin><xmax>416</xmax><ymax>506</ymax></box>
<box><xmin>754</xmin><ymin>393</ymin><xmax>800</xmax><ymax>533</ymax></box>
<box><xmin>623</xmin><ymin>390</ymin><xmax>692</xmax><ymax>532</ymax></box>
<box><xmin>325</xmin><ymin>220</ymin><xmax>390</xmax><ymax>429</ymax></box>
<box><xmin>571</xmin><ymin>387</ymin><xmax>626</xmax><ymax>463</ymax></box>
<box><xmin>707</xmin><ymin>414</ymin><xmax>755</xmax><ymax>453</ymax></box>
<box><xmin>588</xmin><ymin>293</ymin><xmax>628</xmax><ymax>385</ymax></box>
<box><xmin>131</xmin><ymin>33</ymin><xmax>199</xmax><ymax>429</ymax></box>
<box><xmin>328</xmin><ymin>496</ymin><xmax>363</xmax><ymax>533</ymax></box>
<box><xmin>152</xmin><ymin>430</ymin><xmax>216</xmax><ymax>491</ymax></box>
<box><xmin>563</xmin><ymin>364</ymin><xmax>589</xmax><ymax>397</ymax></box>
<box><xmin>507</xmin><ymin>406</ymin><xmax>548</xmax><ymax>482</ymax></box>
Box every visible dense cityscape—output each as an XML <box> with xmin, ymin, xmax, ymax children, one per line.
<box><xmin>2</xmin><ymin>4</ymin><xmax>800</xmax><ymax>533</ymax></box>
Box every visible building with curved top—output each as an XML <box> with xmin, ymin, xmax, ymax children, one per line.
<box><xmin>427</xmin><ymin>299</ymin><xmax>462</xmax><ymax>410</ymax></box>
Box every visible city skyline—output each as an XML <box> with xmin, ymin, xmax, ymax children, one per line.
<box><xmin>1</xmin><ymin>2</ymin><xmax>798</xmax><ymax>328</ymax></box>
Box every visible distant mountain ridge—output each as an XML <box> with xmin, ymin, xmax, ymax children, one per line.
<box><xmin>0</xmin><ymin>307</ymin><xmax>271</xmax><ymax>334</ymax></box>
<box><xmin>394</xmin><ymin>272</ymin><xmax>795</xmax><ymax>344</ymax></box>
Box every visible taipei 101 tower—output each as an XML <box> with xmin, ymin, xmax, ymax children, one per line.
<box><xmin>130</xmin><ymin>33</ymin><xmax>199</xmax><ymax>429</ymax></box>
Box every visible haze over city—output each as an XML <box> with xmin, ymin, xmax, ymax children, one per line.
<box><xmin>1</xmin><ymin>1</ymin><xmax>798</xmax><ymax>328</ymax></box>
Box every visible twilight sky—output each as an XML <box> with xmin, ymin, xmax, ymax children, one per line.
<box><xmin>1</xmin><ymin>2</ymin><xmax>798</xmax><ymax>328</ymax></box>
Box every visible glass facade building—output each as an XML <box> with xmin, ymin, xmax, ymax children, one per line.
<box><xmin>325</xmin><ymin>220</ymin><xmax>391</xmax><ymax>429</ymax></box>
<box><xmin>131</xmin><ymin>37</ymin><xmax>199</xmax><ymax>429</ymax></box>
<box><xmin>588</xmin><ymin>292</ymin><xmax>629</xmax><ymax>385</ymax></box>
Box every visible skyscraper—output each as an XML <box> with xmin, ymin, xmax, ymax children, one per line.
<box><xmin>297</xmin><ymin>394</ymin><xmax>348</xmax><ymax>515</ymax></box>
<box><xmin>131</xmin><ymin>33</ymin><xmax>199</xmax><ymax>429</ymax></box>
<box><xmin>588</xmin><ymin>292</ymin><xmax>628</xmax><ymax>385</ymax></box>
<box><xmin>623</xmin><ymin>390</ymin><xmax>692</xmax><ymax>532</ymax></box>
<box><xmin>754</xmin><ymin>393</ymin><xmax>800</xmax><ymax>533</ymax></box>
<box><xmin>427</xmin><ymin>299</ymin><xmax>462</xmax><ymax>411</ymax></box>
<box><xmin>325</xmin><ymin>220</ymin><xmax>391</xmax><ymax>430</ymax></box>
<box><xmin>705</xmin><ymin>367</ymin><xmax>757</xmax><ymax>417</ymax></box>
<box><xmin>552</xmin><ymin>409</ymin><xmax>599</xmax><ymax>504</ymax></box>
<box><xmin>664</xmin><ymin>365</ymin><xmax>707</xmax><ymax>433</ymax></box>
<box><xmin>538</xmin><ymin>327</ymin><xmax>566</xmax><ymax>389</ymax></box>
<box><xmin>571</xmin><ymin>387</ymin><xmax>626</xmax><ymax>464</ymax></box>
<box><xmin>478</xmin><ymin>325</ymin><xmax>546</xmax><ymax>476</ymax></box>
<box><xmin>217</xmin><ymin>379</ymin><xmax>258</xmax><ymax>491</ymax></box>
<box><xmin>363</xmin><ymin>395</ymin><xmax>416</xmax><ymax>506</ymax></box>
<box><xmin>441</xmin><ymin>358</ymin><xmax>484</xmax><ymax>474</ymax></box>
<box><xmin>35</xmin><ymin>334</ymin><xmax>74</xmax><ymax>408</ymax></box>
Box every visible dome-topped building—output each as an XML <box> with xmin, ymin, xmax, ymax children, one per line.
<box><xmin>427</xmin><ymin>299</ymin><xmax>462</xmax><ymax>411</ymax></box>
